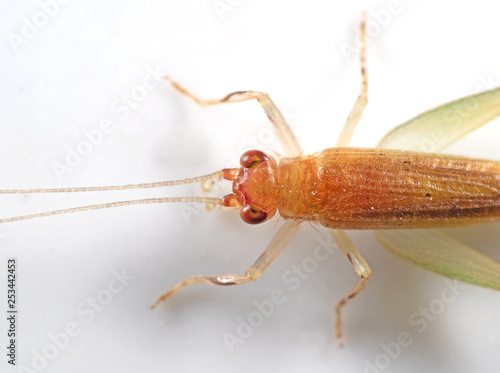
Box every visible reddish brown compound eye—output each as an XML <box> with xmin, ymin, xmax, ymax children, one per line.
<box><xmin>240</xmin><ymin>150</ymin><xmax>269</xmax><ymax>169</ymax></box>
<box><xmin>240</xmin><ymin>204</ymin><xmax>268</xmax><ymax>224</ymax></box>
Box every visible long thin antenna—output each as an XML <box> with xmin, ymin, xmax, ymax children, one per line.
<box><xmin>0</xmin><ymin>196</ymin><xmax>223</xmax><ymax>224</ymax></box>
<box><xmin>0</xmin><ymin>168</ymin><xmax>242</xmax><ymax>223</ymax></box>
<box><xmin>0</xmin><ymin>170</ymin><xmax>225</xmax><ymax>194</ymax></box>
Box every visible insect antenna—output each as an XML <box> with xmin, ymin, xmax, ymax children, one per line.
<box><xmin>0</xmin><ymin>169</ymin><xmax>239</xmax><ymax>224</ymax></box>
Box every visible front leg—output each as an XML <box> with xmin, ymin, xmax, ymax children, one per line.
<box><xmin>165</xmin><ymin>76</ymin><xmax>302</xmax><ymax>157</ymax></box>
<box><xmin>151</xmin><ymin>220</ymin><xmax>299</xmax><ymax>309</ymax></box>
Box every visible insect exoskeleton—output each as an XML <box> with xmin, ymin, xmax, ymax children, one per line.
<box><xmin>222</xmin><ymin>149</ymin><xmax>278</xmax><ymax>224</ymax></box>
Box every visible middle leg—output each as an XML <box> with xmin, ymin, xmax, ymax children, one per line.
<box><xmin>331</xmin><ymin>228</ymin><xmax>372</xmax><ymax>347</ymax></box>
<box><xmin>336</xmin><ymin>13</ymin><xmax>369</xmax><ymax>147</ymax></box>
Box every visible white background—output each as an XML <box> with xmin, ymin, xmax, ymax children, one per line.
<box><xmin>1</xmin><ymin>1</ymin><xmax>500</xmax><ymax>372</ymax></box>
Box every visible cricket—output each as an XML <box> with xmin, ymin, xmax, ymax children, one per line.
<box><xmin>1</xmin><ymin>16</ymin><xmax>500</xmax><ymax>346</ymax></box>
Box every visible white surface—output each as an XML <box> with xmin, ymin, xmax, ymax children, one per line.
<box><xmin>1</xmin><ymin>1</ymin><xmax>500</xmax><ymax>372</ymax></box>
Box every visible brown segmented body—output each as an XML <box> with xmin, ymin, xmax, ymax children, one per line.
<box><xmin>235</xmin><ymin>147</ymin><xmax>500</xmax><ymax>229</ymax></box>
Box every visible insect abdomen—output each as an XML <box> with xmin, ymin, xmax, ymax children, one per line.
<box><xmin>276</xmin><ymin>148</ymin><xmax>500</xmax><ymax>229</ymax></box>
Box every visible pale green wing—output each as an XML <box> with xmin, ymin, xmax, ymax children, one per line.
<box><xmin>375</xmin><ymin>229</ymin><xmax>500</xmax><ymax>291</ymax></box>
<box><xmin>376</xmin><ymin>88</ymin><xmax>500</xmax><ymax>289</ymax></box>
<box><xmin>377</xmin><ymin>87</ymin><xmax>500</xmax><ymax>151</ymax></box>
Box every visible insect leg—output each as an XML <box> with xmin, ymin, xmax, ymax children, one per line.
<box><xmin>151</xmin><ymin>220</ymin><xmax>299</xmax><ymax>309</ymax></box>
<box><xmin>336</xmin><ymin>13</ymin><xmax>368</xmax><ymax>147</ymax></box>
<box><xmin>330</xmin><ymin>228</ymin><xmax>372</xmax><ymax>347</ymax></box>
<box><xmin>377</xmin><ymin>87</ymin><xmax>500</xmax><ymax>152</ymax></box>
<box><xmin>375</xmin><ymin>229</ymin><xmax>500</xmax><ymax>291</ymax></box>
<box><xmin>165</xmin><ymin>76</ymin><xmax>302</xmax><ymax>157</ymax></box>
